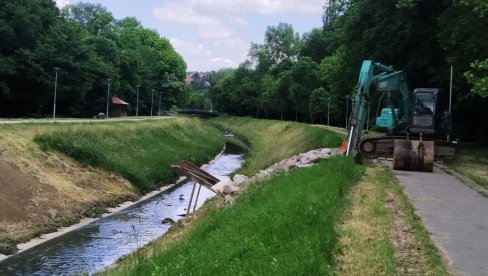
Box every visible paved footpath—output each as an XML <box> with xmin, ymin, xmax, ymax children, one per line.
<box><xmin>391</xmin><ymin>166</ymin><xmax>488</xmax><ymax>276</ymax></box>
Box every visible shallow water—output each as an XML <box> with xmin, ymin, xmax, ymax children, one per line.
<box><xmin>0</xmin><ymin>150</ymin><xmax>243</xmax><ymax>275</ymax></box>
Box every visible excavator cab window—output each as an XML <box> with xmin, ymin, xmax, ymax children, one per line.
<box><xmin>411</xmin><ymin>90</ymin><xmax>437</xmax><ymax>134</ymax></box>
<box><xmin>414</xmin><ymin>93</ymin><xmax>435</xmax><ymax>116</ymax></box>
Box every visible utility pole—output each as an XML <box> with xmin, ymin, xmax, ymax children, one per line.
<box><xmin>106</xmin><ymin>78</ymin><xmax>112</xmax><ymax>119</ymax></box>
<box><xmin>151</xmin><ymin>89</ymin><xmax>154</xmax><ymax>117</ymax></box>
<box><xmin>446</xmin><ymin>56</ymin><xmax>456</xmax><ymax>142</ymax></box>
<box><xmin>345</xmin><ymin>95</ymin><xmax>350</xmax><ymax>129</ymax></box>
<box><xmin>447</xmin><ymin>57</ymin><xmax>456</xmax><ymax>114</ymax></box>
<box><xmin>53</xmin><ymin>67</ymin><xmax>60</xmax><ymax>120</ymax></box>
<box><xmin>136</xmin><ymin>84</ymin><xmax>140</xmax><ymax>117</ymax></box>
<box><xmin>158</xmin><ymin>91</ymin><xmax>161</xmax><ymax>116</ymax></box>
<box><xmin>327</xmin><ymin>96</ymin><xmax>330</xmax><ymax>126</ymax></box>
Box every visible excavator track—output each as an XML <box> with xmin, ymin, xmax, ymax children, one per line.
<box><xmin>358</xmin><ymin>136</ymin><xmax>458</xmax><ymax>161</ymax></box>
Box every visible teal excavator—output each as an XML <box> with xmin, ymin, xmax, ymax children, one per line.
<box><xmin>345</xmin><ymin>60</ymin><xmax>457</xmax><ymax>171</ymax></box>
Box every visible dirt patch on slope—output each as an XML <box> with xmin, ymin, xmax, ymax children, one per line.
<box><xmin>0</xmin><ymin>158</ymin><xmax>60</xmax><ymax>223</ymax></box>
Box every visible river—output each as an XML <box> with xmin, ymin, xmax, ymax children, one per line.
<box><xmin>0</xmin><ymin>146</ymin><xmax>243</xmax><ymax>275</ymax></box>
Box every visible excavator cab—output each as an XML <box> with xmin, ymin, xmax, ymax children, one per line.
<box><xmin>393</xmin><ymin>88</ymin><xmax>445</xmax><ymax>172</ymax></box>
<box><xmin>410</xmin><ymin>88</ymin><xmax>438</xmax><ymax>136</ymax></box>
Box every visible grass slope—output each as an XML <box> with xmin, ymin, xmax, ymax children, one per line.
<box><xmin>105</xmin><ymin>157</ymin><xmax>363</xmax><ymax>275</ymax></box>
<box><xmin>34</xmin><ymin>118</ymin><xmax>225</xmax><ymax>192</ymax></box>
<box><xmin>211</xmin><ymin>117</ymin><xmax>343</xmax><ymax>175</ymax></box>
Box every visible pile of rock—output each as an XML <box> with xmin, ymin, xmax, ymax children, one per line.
<box><xmin>211</xmin><ymin>148</ymin><xmax>339</xmax><ymax>204</ymax></box>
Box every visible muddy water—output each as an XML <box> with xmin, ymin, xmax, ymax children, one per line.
<box><xmin>0</xmin><ymin>147</ymin><xmax>243</xmax><ymax>275</ymax></box>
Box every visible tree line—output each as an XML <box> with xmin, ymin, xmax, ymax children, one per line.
<box><xmin>208</xmin><ymin>0</ymin><xmax>488</xmax><ymax>143</ymax></box>
<box><xmin>0</xmin><ymin>1</ymin><xmax>186</xmax><ymax>117</ymax></box>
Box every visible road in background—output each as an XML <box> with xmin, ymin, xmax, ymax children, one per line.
<box><xmin>0</xmin><ymin>116</ymin><xmax>175</xmax><ymax>125</ymax></box>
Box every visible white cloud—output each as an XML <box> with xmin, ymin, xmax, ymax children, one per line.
<box><xmin>211</xmin><ymin>57</ymin><xmax>234</xmax><ymax>64</ymax></box>
<box><xmin>154</xmin><ymin>0</ymin><xmax>323</xmax><ymax>70</ymax></box>
<box><xmin>153</xmin><ymin>3</ymin><xmax>220</xmax><ymax>27</ymax></box>
<box><xmin>192</xmin><ymin>0</ymin><xmax>321</xmax><ymax>15</ymax></box>
<box><xmin>153</xmin><ymin>0</ymin><xmax>321</xmax><ymax>37</ymax></box>
<box><xmin>170</xmin><ymin>37</ymin><xmax>240</xmax><ymax>71</ymax></box>
<box><xmin>55</xmin><ymin>0</ymin><xmax>70</xmax><ymax>8</ymax></box>
<box><xmin>153</xmin><ymin>3</ymin><xmax>232</xmax><ymax>38</ymax></box>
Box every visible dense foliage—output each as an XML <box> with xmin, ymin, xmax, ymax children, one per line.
<box><xmin>34</xmin><ymin>118</ymin><xmax>225</xmax><ymax>192</ymax></box>
<box><xmin>0</xmin><ymin>1</ymin><xmax>186</xmax><ymax>117</ymax></box>
<box><xmin>207</xmin><ymin>0</ymin><xmax>488</xmax><ymax>143</ymax></box>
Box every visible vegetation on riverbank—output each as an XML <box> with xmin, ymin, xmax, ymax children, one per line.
<box><xmin>0</xmin><ymin>117</ymin><xmax>224</xmax><ymax>254</ymax></box>
<box><xmin>34</xmin><ymin>118</ymin><xmax>225</xmax><ymax>192</ymax></box>
<box><xmin>211</xmin><ymin>116</ymin><xmax>343</xmax><ymax>175</ymax></box>
<box><xmin>101</xmin><ymin>157</ymin><xmax>364</xmax><ymax>275</ymax></box>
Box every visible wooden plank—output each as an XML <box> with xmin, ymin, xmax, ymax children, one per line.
<box><xmin>171</xmin><ymin>160</ymin><xmax>221</xmax><ymax>195</ymax></box>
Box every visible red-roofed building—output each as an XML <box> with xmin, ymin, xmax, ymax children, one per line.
<box><xmin>185</xmin><ymin>75</ymin><xmax>193</xmax><ymax>84</ymax></box>
<box><xmin>111</xmin><ymin>96</ymin><xmax>129</xmax><ymax>117</ymax></box>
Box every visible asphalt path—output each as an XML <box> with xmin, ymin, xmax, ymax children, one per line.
<box><xmin>389</xmin><ymin>164</ymin><xmax>488</xmax><ymax>276</ymax></box>
<box><xmin>0</xmin><ymin>116</ymin><xmax>175</xmax><ymax>125</ymax></box>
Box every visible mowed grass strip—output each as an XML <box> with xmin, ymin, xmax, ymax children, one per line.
<box><xmin>104</xmin><ymin>156</ymin><xmax>363</xmax><ymax>275</ymax></box>
<box><xmin>34</xmin><ymin>118</ymin><xmax>225</xmax><ymax>192</ymax></box>
<box><xmin>211</xmin><ymin>117</ymin><xmax>343</xmax><ymax>175</ymax></box>
<box><xmin>337</xmin><ymin>163</ymin><xmax>449</xmax><ymax>275</ymax></box>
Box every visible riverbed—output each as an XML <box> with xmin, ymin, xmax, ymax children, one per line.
<box><xmin>0</xmin><ymin>147</ymin><xmax>243</xmax><ymax>275</ymax></box>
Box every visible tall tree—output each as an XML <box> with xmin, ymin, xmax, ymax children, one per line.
<box><xmin>289</xmin><ymin>57</ymin><xmax>321</xmax><ymax>122</ymax></box>
<box><xmin>0</xmin><ymin>0</ymin><xmax>59</xmax><ymax>115</ymax></box>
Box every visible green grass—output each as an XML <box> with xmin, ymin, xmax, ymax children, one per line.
<box><xmin>336</xmin><ymin>165</ymin><xmax>397</xmax><ymax>275</ymax></box>
<box><xmin>445</xmin><ymin>144</ymin><xmax>488</xmax><ymax>189</ymax></box>
<box><xmin>34</xmin><ymin>118</ymin><xmax>225</xmax><ymax>192</ymax></box>
<box><xmin>103</xmin><ymin>156</ymin><xmax>364</xmax><ymax>275</ymax></box>
<box><xmin>211</xmin><ymin>117</ymin><xmax>343</xmax><ymax>175</ymax></box>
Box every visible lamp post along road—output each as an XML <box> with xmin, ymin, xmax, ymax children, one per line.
<box><xmin>345</xmin><ymin>95</ymin><xmax>350</xmax><ymax>129</ymax></box>
<box><xmin>158</xmin><ymin>92</ymin><xmax>161</xmax><ymax>116</ymax></box>
<box><xmin>106</xmin><ymin>78</ymin><xmax>112</xmax><ymax>119</ymax></box>
<box><xmin>327</xmin><ymin>96</ymin><xmax>330</xmax><ymax>126</ymax></box>
<box><xmin>447</xmin><ymin>57</ymin><xmax>457</xmax><ymax>114</ymax></box>
<box><xmin>53</xmin><ymin>67</ymin><xmax>60</xmax><ymax>120</ymax></box>
<box><xmin>136</xmin><ymin>84</ymin><xmax>140</xmax><ymax>117</ymax></box>
<box><xmin>446</xmin><ymin>57</ymin><xmax>456</xmax><ymax>142</ymax></box>
<box><xmin>151</xmin><ymin>89</ymin><xmax>154</xmax><ymax>117</ymax></box>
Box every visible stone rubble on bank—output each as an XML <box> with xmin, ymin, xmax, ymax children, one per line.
<box><xmin>212</xmin><ymin>148</ymin><xmax>339</xmax><ymax>204</ymax></box>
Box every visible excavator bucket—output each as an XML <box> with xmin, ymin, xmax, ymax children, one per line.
<box><xmin>393</xmin><ymin>139</ymin><xmax>434</xmax><ymax>172</ymax></box>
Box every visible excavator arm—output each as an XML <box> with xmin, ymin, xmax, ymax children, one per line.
<box><xmin>346</xmin><ymin>60</ymin><xmax>411</xmax><ymax>155</ymax></box>
<box><xmin>345</xmin><ymin>60</ymin><xmax>373</xmax><ymax>156</ymax></box>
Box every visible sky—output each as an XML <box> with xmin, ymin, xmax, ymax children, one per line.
<box><xmin>55</xmin><ymin>0</ymin><xmax>326</xmax><ymax>72</ymax></box>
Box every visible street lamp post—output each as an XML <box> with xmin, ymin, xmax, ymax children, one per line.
<box><xmin>106</xmin><ymin>78</ymin><xmax>112</xmax><ymax>119</ymax></box>
<box><xmin>136</xmin><ymin>84</ymin><xmax>140</xmax><ymax>117</ymax></box>
<box><xmin>53</xmin><ymin>67</ymin><xmax>60</xmax><ymax>120</ymax></box>
<box><xmin>151</xmin><ymin>89</ymin><xmax>154</xmax><ymax>117</ymax></box>
<box><xmin>345</xmin><ymin>95</ymin><xmax>350</xmax><ymax>129</ymax></box>
<box><xmin>446</xmin><ymin>57</ymin><xmax>456</xmax><ymax>142</ymax></box>
<box><xmin>158</xmin><ymin>91</ymin><xmax>161</xmax><ymax>116</ymax></box>
<box><xmin>327</xmin><ymin>96</ymin><xmax>330</xmax><ymax>126</ymax></box>
<box><xmin>446</xmin><ymin>57</ymin><xmax>457</xmax><ymax>114</ymax></box>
